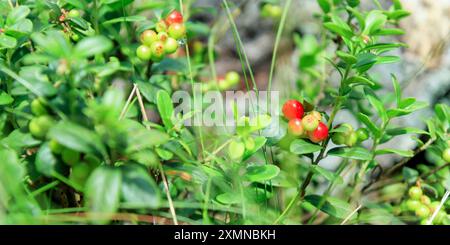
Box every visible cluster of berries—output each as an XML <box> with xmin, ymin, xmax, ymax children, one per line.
<box><xmin>331</xmin><ymin>123</ymin><xmax>369</xmax><ymax>147</ymax></box>
<box><xmin>402</xmin><ymin>186</ymin><xmax>448</xmax><ymax>225</ymax></box>
<box><xmin>136</xmin><ymin>10</ymin><xmax>186</xmax><ymax>62</ymax></box>
<box><xmin>282</xmin><ymin>100</ymin><xmax>329</xmax><ymax>143</ymax></box>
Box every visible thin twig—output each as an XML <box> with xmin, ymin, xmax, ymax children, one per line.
<box><xmin>340</xmin><ymin>204</ymin><xmax>362</xmax><ymax>225</ymax></box>
<box><xmin>384</xmin><ymin>138</ymin><xmax>435</xmax><ymax>176</ymax></box>
<box><xmin>420</xmin><ymin>162</ymin><xmax>450</xmax><ymax>179</ymax></box>
<box><xmin>134</xmin><ymin>84</ymin><xmax>149</xmax><ymax>124</ymax></box>
<box><xmin>133</xmin><ymin>83</ymin><xmax>178</xmax><ymax>225</ymax></box>
<box><xmin>203</xmin><ymin>138</ymin><xmax>233</xmax><ymax>163</ymax></box>
<box><xmin>119</xmin><ymin>85</ymin><xmax>137</xmax><ymax>120</ymax></box>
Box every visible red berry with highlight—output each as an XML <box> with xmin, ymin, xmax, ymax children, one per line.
<box><xmin>282</xmin><ymin>100</ymin><xmax>304</xmax><ymax>120</ymax></box>
<box><xmin>165</xmin><ymin>10</ymin><xmax>183</xmax><ymax>25</ymax></box>
<box><xmin>308</xmin><ymin>122</ymin><xmax>329</xmax><ymax>143</ymax></box>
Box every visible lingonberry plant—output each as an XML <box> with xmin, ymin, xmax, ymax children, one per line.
<box><xmin>0</xmin><ymin>0</ymin><xmax>448</xmax><ymax>226</ymax></box>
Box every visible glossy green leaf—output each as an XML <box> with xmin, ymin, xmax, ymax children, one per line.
<box><xmin>317</xmin><ymin>0</ymin><xmax>331</xmax><ymax>13</ymax></box>
<box><xmin>216</xmin><ymin>192</ymin><xmax>241</xmax><ymax>205</ymax></box>
<box><xmin>357</xmin><ymin>113</ymin><xmax>381</xmax><ymax>137</ymax></box>
<box><xmin>85</xmin><ymin>166</ymin><xmax>122</xmax><ymax>222</ymax></box>
<box><xmin>74</xmin><ymin>36</ymin><xmax>113</xmax><ymax>58</ymax></box>
<box><xmin>305</xmin><ymin>195</ymin><xmax>354</xmax><ymax>219</ymax></box>
<box><xmin>6</xmin><ymin>6</ymin><xmax>30</xmax><ymax>25</ymax></box>
<box><xmin>245</xmin><ymin>164</ymin><xmax>280</xmax><ymax>182</ymax></box>
<box><xmin>156</xmin><ymin>89</ymin><xmax>174</xmax><ymax>130</ymax></box>
<box><xmin>35</xmin><ymin>143</ymin><xmax>58</xmax><ymax>177</ymax></box>
<box><xmin>49</xmin><ymin>121</ymin><xmax>108</xmax><ymax>157</ymax></box>
<box><xmin>364</xmin><ymin>87</ymin><xmax>388</xmax><ymax>125</ymax></box>
<box><xmin>0</xmin><ymin>130</ymin><xmax>40</xmax><ymax>152</ymax></box>
<box><xmin>386</xmin><ymin>127</ymin><xmax>428</xmax><ymax>136</ymax></box>
<box><xmin>323</xmin><ymin>22</ymin><xmax>353</xmax><ymax>40</ymax></box>
<box><xmin>0</xmin><ymin>34</ymin><xmax>17</xmax><ymax>49</ymax></box>
<box><xmin>120</xmin><ymin>164</ymin><xmax>160</xmax><ymax>208</ymax></box>
<box><xmin>102</xmin><ymin>15</ymin><xmax>146</xmax><ymax>25</ymax></box>
<box><xmin>0</xmin><ymin>91</ymin><xmax>13</xmax><ymax>105</ymax></box>
<box><xmin>311</xmin><ymin>165</ymin><xmax>344</xmax><ymax>184</ymax></box>
<box><xmin>336</xmin><ymin>51</ymin><xmax>357</xmax><ymax>64</ymax></box>
<box><xmin>373</xmin><ymin>28</ymin><xmax>405</xmax><ymax>36</ymax></box>
<box><xmin>290</xmin><ymin>139</ymin><xmax>322</xmax><ymax>155</ymax></box>
<box><xmin>327</xmin><ymin>147</ymin><xmax>373</xmax><ymax>160</ymax></box>
<box><xmin>375</xmin><ymin>148</ymin><xmax>413</xmax><ymax>157</ymax></box>
<box><xmin>347</xmin><ymin>76</ymin><xmax>375</xmax><ymax>87</ymax></box>
<box><xmin>363</xmin><ymin>10</ymin><xmax>387</xmax><ymax>35</ymax></box>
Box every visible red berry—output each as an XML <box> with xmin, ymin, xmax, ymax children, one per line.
<box><xmin>282</xmin><ymin>100</ymin><xmax>304</xmax><ymax>120</ymax></box>
<box><xmin>165</xmin><ymin>10</ymin><xmax>183</xmax><ymax>25</ymax></box>
<box><xmin>288</xmin><ymin>118</ymin><xmax>304</xmax><ymax>136</ymax></box>
<box><xmin>308</xmin><ymin>122</ymin><xmax>328</xmax><ymax>143</ymax></box>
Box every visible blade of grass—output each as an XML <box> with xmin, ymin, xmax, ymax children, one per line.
<box><xmin>179</xmin><ymin>0</ymin><xmax>206</xmax><ymax>162</ymax></box>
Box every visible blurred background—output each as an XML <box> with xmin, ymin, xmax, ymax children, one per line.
<box><xmin>188</xmin><ymin>0</ymin><xmax>450</xmax><ymax>168</ymax></box>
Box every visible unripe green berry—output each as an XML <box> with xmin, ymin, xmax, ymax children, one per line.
<box><xmin>164</xmin><ymin>37</ymin><xmax>178</xmax><ymax>54</ymax></box>
<box><xmin>356</xmin><ymin>128</ymin><xmax>369</xmax><ymax>142</ymax></box>
<box><xmin>157</xmin><ymin>32</ymin><xmax>169</xmax><ymax>42</ymax></box>
<box><xmin>442</xmin><ymin>148</ymin><xmax>450</xmax><ymax>162</ymax></box>
<box><xmin>408</xmin><ymin>186</ymin><xmax>422</xmax><ymax>200</ymax></box>
<box><xmin>228</xmin><ymin>140</ymin><xmax>245</xmax><ymax>160</ymax></box>
<box><xmin>168</xmin><ymin>23</ymin><xmax>186</xmax><ymax>40</ymax></box>
<box><xmin>31</xmin><ymin>99</ymin><xmax>48</xmax><ymax>116</ymax></box>
<box><xmin>136</xmin><ymin>45</ymin><xmax>152</xmax><ymax>61</ymax></box>
<box><xmin>62</xmin><ymin>148</ymin><xmax>80</xmax><ymax>166</ymax></box>
<box><xmin>406</xmin><ymin>199</ymin><xmax>421</xmax><ymax>211</ymax></box>
<box><xmin>140</xmin><ymin>30</ymin><xmax>158</xmax><ymax>46</ymax></box>
<box><xmin>331</xmin><ymin>132</ymin><xmax>346</xmax><ymax>145</ymax></box>
<box><xmin>225</xmin><ymin>71</ymin><xmax>240</xmax><ymax>86</ymax></box>
<box><xmin>68</xmin><ymin>9</ymin><xmax>80</xmax><ymax>18</ymax></box>
<box><xmin>420</xmin><ymin>195</ymin><xmax>431</xmax><ymax>205</ymax></box>
<box><xmin>156</xmin><ymin>20</ymin><xmax>167</xmax><ymax>33</ymax></box>
<box><xmin>345</xmin><ymin>131</ymin><xmax>358</xmax><ymax>147</ymax></box>
<box><xmin>29</xmin><ymin>115</ymin><xmax>54</xmax><ymax>139</ymax></box>
<box><xmin>150</xmin><ymin>41</ymin><xmax>165</xmax><ymax>59</ymax></box>
<box><xmin>302</xmin><ymin>114</ymin><xmax>319</xmax><ymax>131</ymax></box>
<box><xmin>49</xmin><ymin>139</ymin><xmax>63</xmax><ymax>155</ymax></box>
<box><xmin>415</xmin><ymin>205</ymin><xmax>430</xmax><ymax>218</ymax></box>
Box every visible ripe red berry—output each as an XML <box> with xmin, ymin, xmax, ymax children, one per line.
<box><xmin>308</xmin><ymin>122</ymin><xmax>328</xmax><ymax>143</ymax></box>
<box><xmin>165</xmin><ymin>10</ymin><xmax>183</xmax><ymax>25</ymax></box>
<box><xmin>288</xmin><ymin>118</ymin><xmax>304</xmax><ymax>136</ymax></box>
<box><xmin>282</xmin><ymin>100</ymin><xmax>304</xmax><ymax>120</ymax></box>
